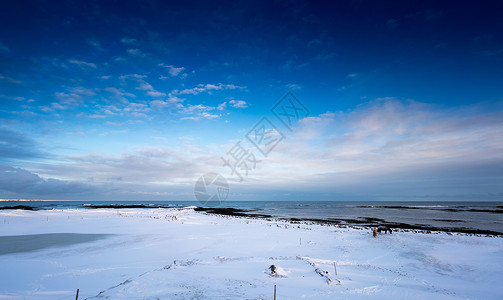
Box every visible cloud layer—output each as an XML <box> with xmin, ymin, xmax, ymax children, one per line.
<box><xmin>1</xmin><ymin>98</ymin><xmax>502</xmax><ymax>200</ymax></box>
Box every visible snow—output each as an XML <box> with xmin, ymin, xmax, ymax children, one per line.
<box><xmin>0</xmin><ymin>208</ymin><xmax>502</xmax><ymax>299</ymax></box>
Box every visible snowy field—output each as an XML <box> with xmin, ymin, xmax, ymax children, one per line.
<box><xmin>0</xmin><ymin>208</ymin><xmax>502</xmax><ymax>300</ymax></box>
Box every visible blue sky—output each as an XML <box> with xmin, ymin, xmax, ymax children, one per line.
<box><xmin>0</xmin><ymin>0</ymin><xmax>502</xmax><ymax>201</ymax></box>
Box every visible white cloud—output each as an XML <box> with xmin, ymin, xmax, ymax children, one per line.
<box><xmin>173</xmin><ymin>83</ymin><xmax>245</xmax><ymax>95</ymax></box>
<box><xmin>124</xmin><ymin>102</ymin><xmax>150</xmax><ymax>112</ymax></box>
<box><xmin>200</xmin><ymin>112</ymin><xmax>219</xmax><ymax>119</ymax></box>
<box><xmin>182</xmin><ymin>104</ymin><xmax>212</xmax><ymax>113</ymax></box>
<box><xmin>346</xmin><ymin>73</ymin><xmax>358</xmax><ymax>79</ymax></box>
<box><xmin>106</xmin><ymin>120</ymin><xmax>143</xmax><ymax>127</ymax></box>
<box><xmin>229</xmin><ymin>99</ymin><xmax>248</xmax><ymax>108</ymax></box>
<box><xmin>137</xmin><ymin>82</ymin><xmax>154</xmax><ymax>91</ymax></box>
<box><xmin>68</xmin><ymin>59</ymin><xmax>97</xmax><ymax>69</ymax></box>
<box><xmin>119</xmin><ymin>74</ymin><xmax>147</xmax><ymax>80</ymax></box>
<box><xmin>104</xmin><ymin>87</ymin><xmax>135</xmax><ymax>102</ymax></box>
<box><xmin>178</xmin><ymin>103</ymin><xmax>222</xmax><ymax>120</ymax></box>
<box><xmin>147</xmin><ymin>90</ymin><xmax>166</xmax><ymax>97</ymax></box>
<box><xmin>118</xmin><ymin>74</ymin><xmax>167</xmax><ymax>98</ymax></box>
<box><xmin>250</xmin><ymin>98</ymin><xmax>503</xmax><ymax>196</ymax></box>
<box><xmin>286</xmin><ymin>83</ymin><xmax>302</xmax><ymax>91</ymax></box>
<box><xmin>94</xmin><ymin>102</ymin><xmax>151</xmax><ymax>119</ymax></box>
<box><xmin>48</xmin><ymin>87</ymin><xmax>95</xmax><ymax>110</ymax></box>
<box><xmin>32</xmin><ymin>145</ymin><xmax>215</xmax><ymax>188</ymax></box>
<box><xmin>160</xmin><ymin>64</ymin><xmax>186</xmax><ymax>77</ymax></box>
<box><xmin>180</xmin><ymin>116</ymin><xmax>198</xmax><ymax>120</ymax></box>
<box><xmin>70</xmin><ymin>87</ymin><xmax>95</xmax><ymax>96</ymax></box>
<box><xmin>101</xmin><ymin>105</ymin><xmax>122</xmax><ymax>115</ymax></box>
<box><xmin>88</xmin><ymin>114</ymin><xmax>108</xmax><ymax>119</ymax></box>
<box><xmin>11</xmin><ymin>110</ymin><xmax>37</xmax><ymax>117</ymax></box>
<box><xmin>0</xmin><ymin>95</ymin><xmax>24</xmax><ymax>101</ymax></box>
<box><xmin>136</xmin><ymin>81</ymin><xmax>166</xmax><ymax>98</ymax></box>
<box><xmin>149</xmin><ymin>100</ymin><xmax>169</xmax><ymax>109</ymax></box>
<box><xmin>7</xmin><ymin>98</ymin><xmax>502</xmax><ymax>200</ymax></box>
<box><xmin>170</xmin><ymin>94</ymin><xmax>246</xmax><ymax>121</ymax></box>
<box><xmin>150</xmin><ymin>94</ymin><xmax>184</xmax><ymax>109</ymax></box>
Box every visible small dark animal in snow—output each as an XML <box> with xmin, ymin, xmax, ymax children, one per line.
<box><xmin>377</xmin><ymin>226</ymin><xmax>392</xmax><ymax>234</ymax></box>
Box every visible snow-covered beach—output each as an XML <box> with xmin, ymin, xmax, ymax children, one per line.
<box><xmin>1</xmin><ymin>207</ymin><xmax>502</xmax><ymax>299</ymax></box>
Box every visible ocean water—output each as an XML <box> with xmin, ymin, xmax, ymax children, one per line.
<box><xmin>1</xmin><ymin>200</ymin><xmax>502</xmax><ymax>234</ymax></box>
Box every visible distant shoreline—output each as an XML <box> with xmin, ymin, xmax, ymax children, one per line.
<box><xmin>2</xmin><ymin>203</ymin><xmax>501</xmax><ymax>236</ymax></box>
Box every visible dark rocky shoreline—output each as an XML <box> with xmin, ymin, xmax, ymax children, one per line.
<box><xmin>356</xmin><ymin>205</ymin><xmax>503</xmax><ymax>214</ymax></box>
<box><xmin>194</xmin><ymin>207</ymin><xmax>503</xmax><ymax>237</ymax></box>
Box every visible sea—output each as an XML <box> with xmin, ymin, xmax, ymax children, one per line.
<box><xmin>1</xmin><ymin>200</ymin><xmax>502</xmax><ymax>235</ymax></box>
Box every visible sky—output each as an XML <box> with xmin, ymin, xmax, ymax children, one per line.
<box><xmin>0</xmin><ymin>0</ymin><xmax>502</xmax><ymax>201</ymax></box>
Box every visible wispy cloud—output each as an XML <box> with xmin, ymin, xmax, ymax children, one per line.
<box><xmin>479</xmin><ymin>48</ymin><xmax>503</xmax><ymax>57</ymax></box>
<box><xmin>95</xmin><ymin>101</ymin><xmax>152</xmax><ymax>119</ymax></box>
<box><xmin>386</xmin><ymin>18</ymin><xmax>400</xmax><ymax>28</ymax></box>
<box><xmin>119</xmin><ymin>74</ymin><xmax>147</xmax><ymax>80</ymax></box>
<box><xmin>104</xmin><ymin>87</ymin><xmax>135</xmax><ymax>103</ymax></box>
<box><xmin>179</xmin><ymin>104</ymin><xmax>221</xmax><ymax>120</ymax></box>
<box><xmin>136</xmin><ymin>81</ymin><xmax>166</xmax><ymax>98</ymax></box>
<box><xmin>42</xmin><ymin>87</ymin><xmax>95</xmax><ymax>111</ymax></box>
<box><xmin>0</xmin><ymin>41</ymin><xmax>9</xmax><ymax>52</ymax></box>
<box><xmin>283</xmin><ymin>60</ymin><xmax>310</xmax><ymax>71</ymax></box>
<box><xmin>314</xmin><ymin>52</ymin><xmax>336</xmax><ymax>61</ymax></box>
<box><xmin>0</xmin><ymin>94</ymin><xmax>24</xmax><ymax>101</ymax></box>
<box><xmin>159</xmin><ymin>64</ymin><xmax>186</xmax><ymax>77</ymax></box>
<box><xmin>0</xmin><ymin>74</ymin><xmax>22</xmax><ymax>84</ymax></box>
<box><xmin>88</xmin><ymin>39</ymin><xmax>102</xmax><ymax>51</ymax></box>
<box><xmin>126</xmin><ymin>48</ymin><xmax>144</xmax><ymax>56</ymax></box>
<box><xmin>120</xmin><ymin>37</ymin><xmax>137</xmax><ymax>45</ymax></box>
<box><xmin>150</xmin><ymin>94</ymin><xmax>184</xmax><ymax>109</ymax></box>
<box><xmin>68</xmin><ymin>59</ymin><xmax>97</xmax><ymax>69</ymax></box>
<box><xmin>173</xmin><ymin>83</ymin><xmax>246</xmax><ymax>95</ymax></box>
<box><xmin>286</xmin><ymin>83</ymin><xmax>302</xmax><ymax>90</ymax></box>
<box><xmin>33</xmin><ymin>145</ymin><xmax>213</xmax><ymax>187</ymax></box>
<box><xmin>146</xmin><ymin>90</ymin><xmax>166</xmax><ymax>97</ymax></box>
